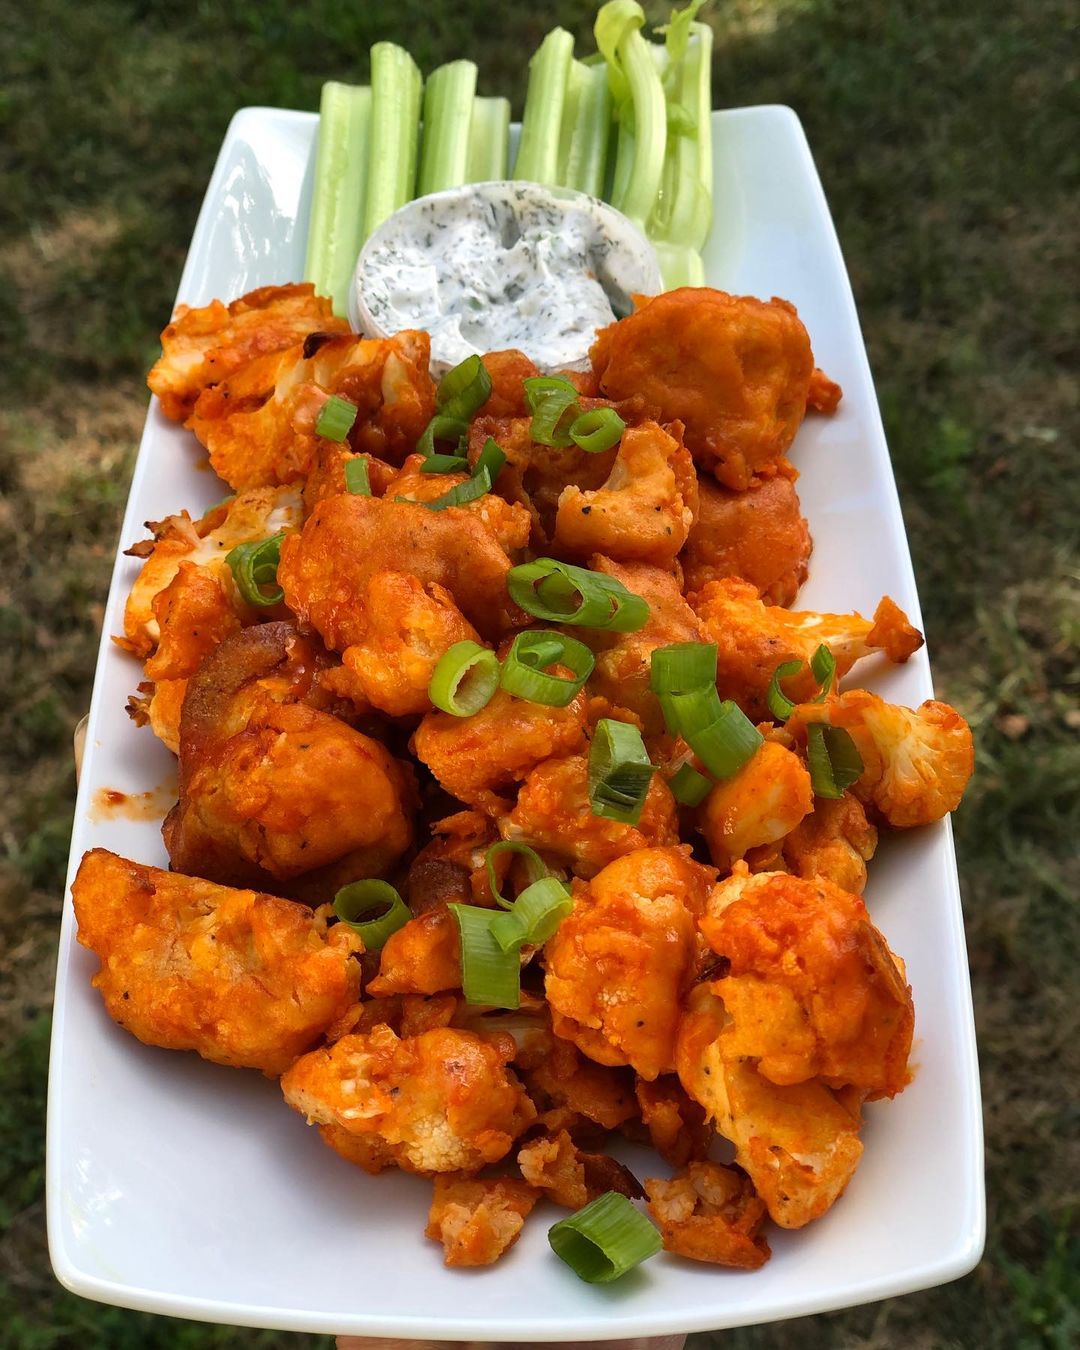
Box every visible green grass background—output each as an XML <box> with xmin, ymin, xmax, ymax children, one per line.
<box><xmin>1</xmin><ymin>0</ymin><xmax>1076</xmax><ymax>1345</ymax></box>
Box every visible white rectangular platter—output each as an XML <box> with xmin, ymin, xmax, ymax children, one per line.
<box><xmin>47</xmin><ymin>105</ymin><xmax>984</xmax><ymax>1340</ymax></box>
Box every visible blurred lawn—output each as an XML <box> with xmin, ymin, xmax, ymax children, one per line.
<box><xmin>1</xmin><ymin>0</ymin><xmax>1077</xmax><ymax>1346</ymax></box>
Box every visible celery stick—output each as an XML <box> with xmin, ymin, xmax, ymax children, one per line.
<box><xmin>594</xmin><ymin>1</ymin><xmax>666</xmax><ymax>228</ymax></box>
<box><xmin>418</xmin><ymin>60</ymin><xmax>478</xmax><ymax>196</ymax></box>
<box><xmin>556</xmin><ymin>61</ymin><xmax>612</xmax><ymax>198</ymax></box>
<box><xmin>513</xmin><ymin>27</ymin><xmax>575</xmax><ymax>186</ymax></box>
<box><xmin>363</xmin><ymin>42</ymin><xmax>423</xmax><ymax>239</ymax></box>
<box><xmin>466</xmin><ymin>96</ymin><xmax>511</xmax><ymax>181</ymax></box>
<box><xmin>304</xmin><ymin>82</ymin><xmax>372</xmax><ymax>316</ymax></box>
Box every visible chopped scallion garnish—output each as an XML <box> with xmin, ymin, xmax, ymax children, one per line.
<box><xmin>225</xmin><ymin>533</ymin><xmax>287</xmax><ymax>608</ymax></box>
<box><xmin>668</xmin><ymin>761</ymin><xmax>713</xmax><ymax>806</ymax></box>
<box><xmin>485</xmin><ymin>840</ymin><xmax>550</xmax><ymax>910</ymax></box>
<box><xmin>500</xmin><ymin>630</ymin><xmax>595</xmax><ymax>707</ymax></box>
<box><xmin>315</xmin><ymin>395</ymin><xmax>358</xmax><ymax>442</ymax></box>
<box><xmin>418</xmin><ymin>414</ymin><xmax>469</xmax><ymax>459</ymax></box>
<box><xmin>428</xmin><ymin>641</ymin><xmax>500</xmax><ymax>717</ymax></box>
<box><xmin>588</xmin><ymin>719</ymin><xmax>656</xmax><ymax>824</ymax></box>
<box><xmin>765</xmin><ymin>658</ymin><xmax>804</xmax><ymax>722</ymax></box>
<box><xmin>333</xmin><ymin>879</ymin><xmax>411</xmax><ymax>951</ymax></box>
<box><xmin>420</xmin><ymin>453</ymin><xmax>470</xmax><ymax>474</ymax></box>
<box><xmin>489</xmin><ymin>876</ymin><xmax>573</xmax><ymax>952</ymax></box>
<box><xmin>810</xmin><ymin>644</ymin><xmax>837</xmax><ymax>700</ymax></box>
<box><xmin>548</xmin><ymin>1191</ymin><xmax>662</xmax><ymax>1283</ymax></box>
<box><xmin>344</xmin><ymin>457</ymin><xmax>371</xmax><ymax>495</ymax></box>
<box><xmin>649</xmin><ymin>642</ymin><xmax>718</xmax><ymax>695</ymax></box>
<box><xmin>569</xmin><ymin>406</ymin><xmax>625</xmax><ymax>453</ymax></box>
<box><xmin>806</xmin><ymin>723</ymin><xmax>864</xmax><ymax>799</ymax></box>
<box><xmin>507</xmin><ymin>558</ymin><xmax>649</xmax><ymax>632</ymax></box>
<box><xmin>448</xmin><ymin>903</ymin><xmax>521</xmax><ymax>1009</ymax></box>
<box><xmin>659</xmin><ymin>687</ymin><xmax>763</xmax><ymax>781</ymax></box>
<box><xmin>436</xmin><ymin>353</ymin><xmax>492</xmax><ymax>421</ymax></box>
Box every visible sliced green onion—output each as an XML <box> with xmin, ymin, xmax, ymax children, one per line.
<box><xmin>363</xmin><ymin>42</ymin><xmax>423</xmax><ymax>239</ymax></box>
<box><xmin>225</xmin><ymin>533</ymin><xmax>286</xmax><ymax>608</ymax></box>
<box><xmin>417</xmin><ymin>60</ymin><xmax>478</xmax><ymax>196</ymax></box>
<box><xmin>530</xmin><ymin>388</ymin><xmax>581</xmax><ymax>448</ymax></box>
<box><xmin>548</xmin><ymin>1191</ymin><xmax>662</xmax><ymax>1284</ymax></box>
<box><xmin>315</xmin><ymin>395</ymin><xmax>358</xmax><ymax>442</ymax></box>
<box><xmin>466</xmin><ymin>96</ymin><xmax>511</xmax><ymax>180</ymax></box>
<box><xmin>424</xmin><ymin>466</ymin><xmax>493</xmax><ymax>511</ymax></box>
<box><xmin>333</xmin><ymin>879</ymin><xmax>411</xmax><ymax>952</ymax></box>
<box><xmin>418</xmin><ymin>414</ymin><xmax>468</xmax><ymax>458</ymax></box>
<box><xmin>569</xmin><ymin>406</ymin><xmax>625</xmax><ymax>453</ymax></box>
<box><xmin>807</xmin><ymin>723</ymin><xmax>864</xmax><ymax>799</ymax></box>
<box><xmin>810</xmin><ymin>644</ymin><xmax>837</xmax><ymax>701</ymax></box>
<box><xmin>668</xmin><ymin>761</ymin><xmax>713</xmax><ymax>806</ymax></box>
<box><xmin>649</xmin><ymin>642</ymin><xmax>718</xmax><ymax>695</ymax></box>
<box><xmin>507</xmin><ymin>558</ymin><xmax>649</xmax><ymax>632</ymax></box>
<box><xmin>485</xmin><ymin>840</ymin><xmax>550</xmax><ymax>910</ymax></box>
<box><xmin>449</xmin><ymin>903</ymin><xmax>521</xmax><ymax>1009</ymax></box>
<box><xmin>436</xmin><ymin>354</ymin><xmax>492</xmax><ymax>421</ymax></box>
<box><xmin>660</xmin><ymin>688</ymin><xmax>764</xmax><ymax>780</ymax></box>
<box><xmin>428</xmin><ymin>640</ymin><xmax>500</xmax><ymax>716</ymax></box>
<box><xmin>305</xmin><ymin>82</ymin><xmax>372</xmax><ymax>317</ymax></box>
<box><xmin>344</xmin><ymin>456</ymin><xmax>371</xmax><ymax>495</ymax></box>
<box><xmin>490</xmin><ymin>877</ymin><xmax>572</xmax><ymax>952</ymax></box>
<box><xmin>513</xmin><ymin>27</ymin><xmax>575</xmax><ymax>186</ymax></box>
<box><xmin>474</xmin><ymin>436</ymin><xmax>506</xmax><ymax>483</ymax></box>
<box><xmin>523</xmin><ymin>375</ymin><xmax>580</xmax><ymax>413</ymax></box>
<box><xmin>658</xmin><ymin>684</ymin><xmax>723</xmax><ymax>739</ymax></box>
<box><xmin>500</xmin><ymin>630</ymin><xmax>594</xmax><ymax>707</ymax></box>
<box><xmin>765</xmin><ymin>658</ymin><xmax>804</xmax><ymax>722</ymax></box>
<box><xmin>420</xmin><ymin>453</ymin><xmax>470</xmax><ymax>475</ymax></box>
<box><xmin>588</xmin><ymin>718</ymin><xmax>656</xmax><ymax>824</ymax></box>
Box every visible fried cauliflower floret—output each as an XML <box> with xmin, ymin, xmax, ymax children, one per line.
<box><xmin>790</xmin><ymin>690</ymin><xmax>975</xmax><ymax>828</ymax></box>
<box><xmin>544</xmin><ymin>847</ymin><xmax>716</xmax><ymax>1081</ymax></box>
<box><xmin>425</xmin><ymin>1176</ymin><xmax>539</xmax><ymax>1267</ymax></box>
<box><xmin>366</xmin><ymin>909</ymin><xmax>462</xmax><ymax>998</ymax></box>
<box><xmin>280</xmin><ymin>1025</ymin><xmax>536</xmax><ymax>1176</ymax></box>
<box><xmin>590</xmin><ymin>288</ymin><xmax>820</xmax><ymax>490</ymax></box>
<box><xmin>189</xmin><ymin>330</ymin><xmax>435</xmax><ymax>490</ymax></box>
<box><xmin>477</xmin><ymin>349</ymin><xmax>540</xmax><ymax>418</ymax></box>
<box><xmin>699</xmin><ymin>740</ymin><xmax>814</xmax><ymax>871</ymax></box>
<box><xmin>517</xmin><ymin>1130</ymin><xmax>644</xmax><ymax>1210</ymax></box>
<box><xmin>676</xmin><ymin>984</ymin><xmax>864</xmax><ymax>1228</ymax></box>
<box><xmin>700</xmin><ymin>868</ymin><xmax>913</xmax><ymax>1097</ymax></box>
<box><xmin>413</xmin><ymin>685</ymin><xmax>589</xmax><ymax>812</ymax></box>
<box><xmin>147</xmin><ymin>283</ymin><xmax>347</xmax><ymax>422</ymax></box>
<box><xmin>552</xmin><ymin>420</ymin><xmax>698</xmax><ymax>568</ymax></box>
<box><xmin>301</xmin><ymin>444</ymin><xmax>396</xmax><ymax>515</ymax></box>
<box><xmin>774</xmin><ymin>792</ymin><xmax>878</xmax><ymax>894</ymax></box>
<box><xmin>385</xmin><ymin>454</ymin><xmax>531</xmax><ymax>556</ymax></box>
<box><xmin>586</xmin><ymin>557</ymin><xmax>710</xmax><ymax>735</ymax></box>
<box><xmin>807</xmin><ymin>366</ymin><xmax>843</xmax><ymax>415</ymax></box>
<box><xmin>634</xmin><ymin>1076</ymin><xmax>711</xmax><ymax>1168</ymax></box>
<box><xmin>515</xmin><ymin>1021</ymin><xmax>638</xmax><ymax>1134</ymax></box>
<box><xmin>499</xmin><ymin>752</ymin><xmax>679</xmax><ymax>879</ymax></box>
<box><xmin>680</xmin><ymin>470</ymin><xmax>811</xmax><ymax>606</ymax></box>
<box><xmin>119</xmin><ymin>485</ymin><xmax>303</xmax><ymax>659</ymax></box>
<box><xmin>691</xmin><ymin>578</ymin><xmax>924</xmax><ymax>719</ymax></box>
<box><xmin>164</xmin><ymin>624</ymin><xmax>414</xmax><ymax>891</ymax></box>
<box><xmin>71</xmin><ymin>848</ymin><xmax>362</xmax><ymax>1076</ymax></box>
<box><xmin>644</xmin><ymin>1161</ymin><xmax>771</xmax><ymax>1269</ymax></box>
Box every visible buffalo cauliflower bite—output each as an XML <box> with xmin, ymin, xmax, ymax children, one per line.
<box><xmin>163</xmin><ymin>623</ymin><xmax>414</xmax><ymax>892</ymax></box>
<box><xmin>71</xmin><ymin>848</ymin><xmax>362</xmax><ymax>1076</ymax></box>
<box><xmin>412</xmin><ymin>685</ymin><xmax>589</xmax><ymax>812</ymax></box>
<box><xmin>680</xmin><ymin>470</ymin><xmax>811</xmax><ymax>606</ymax></box>
<box><xmin>790</xmin><ymin>690</ymin><xmax>975</xmax><ymax>828</ymax></box>
<box><xmin>634</xmin><ymin>1076</ymin><xmax>711</xmax><ymax>1168</ymax></box>
<box><xmin>807</xmin><ymin>366</ymin><xmax>843</xmax><ymax>415</ymax></box>
<box><xmin>500</xmin><ymin>752</ymin><xmax>680</xmax><ymax>879</ymax></box>
<box><xmin>280</xmin><ymin>1024</ymin><xmax>536</xmax><ymax>1175</ymax></box>
<box><xmin>384</xmin><ymin>454</ymin><xmax>532</xmax><ymax>555</ymax></box>
<box><xmin>301</xmin><ymin>444</ymin><xmax>397</xmax><ymax>515</ymax></box>
<box><xmin>544</xmin><ymin>847</ymin><xmax>716</xmax><ymax>1081</ymax></box>
<box><xmin>644</xmin><ymin>1161</ymin><xmax>771</xmax><ymax>1269</ymax></box>
<box><xmin>477</xmin><ymin>349</ymin><xmax>540</xmax><ymax>418</ymax></box>
<box><xmin>589</xmin><ymin>288</ymin><xmax>820</xmax><ymax>490</ymax></box>
<box><xmin>147</xmin><ymin>282</ymin><xmax>347</xmax><ymax>423</ymax></box>
<box><xmin>691</xmin><ymin>578</ymin><xmax>924</xmax><ymax>719</ymax></box>
<box><xmin>699</xmin><ymin>740</ymin><xmax>814</xmax><ymax>871</ymax></box>
<box><xmin>552</xmin><ymin>420</ymin><xmax>698</xmax><ymax>568</ymax></box>
<box><xmin>585</xmin><ymin>557</ymin><xmax>711</xmax><ymax>736</ymax></box>
<box><xmin>366</xmin><ymin>908</ymin><xmax>462</xmax><ymax>998</ymax></box>
<box><xmin>676</xmin><ymin>984</ymin><xmax>864</xmax><ymax>1228</ymax></box>
<box><xmin>771</xmin><ymin>792</ymin><xmax>878</xmax><ymax>894</ymax></box>
<box><xmin>514</xmin><ymin>1016</ymin><xmax>638</xmax><ymax>1134</ymax></box>
<box><xmin>700</xmin><ymin>868</ymin><xmax>913</xmax><ymax>1098</ymax></box>
<box><xmin>425</xmin><ymin>1176</ymin><xmax>539</xmax><ymax>1267</ymax></box>
<box><xmin>188</xmin><ymin>329</ymin><xmax>435</xmax><ymax>490</ymax></box>
<box><xmin>517</xmin><ymin>1130</ymin><xmax>644</xmax><ymax>1210</ymax></box>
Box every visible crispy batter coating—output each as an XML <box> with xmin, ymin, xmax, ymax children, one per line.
<box><xmin>164</xmin><ymin>624</ymin><xmax>414</xmax><ymax>890</ymax></box>
<box><xmin>634</xmin><ymin>1076</ymin><xmax>711</xmax><ymax>1168</ymax></box>
<box><xmin>700</xmin><ymin>868</ymin><xmax>913</xmax><ymax>1098</ymax></box>
<box><xmin>791</xmin><ymin>690</ymin><xmax>975</xmax><ymax>828</ymax></box>
<box><xmin>477</xmin><ymin>349</ymin><xmax>540</xmax><ymax>418</ymax></box>
<box><xmin>545</xmin><ymin>847</ymin><xmax>716</xmax><ymax>1080</ymax></box>
<box><xmin>676</xmin><ymin>984</ymin><xmax>864</xmax><ymax>1228</ymax></box>
<box><xmin>302</xmin><ymin>444</ymin><xmax>397</xmax><ymax>515</ymax></box>
<box><xmin>699</xmin><ymin>740</ymin><xmax>814</xmax><ymax>871</ymax></box>
<box><xmin>691</xmin><ymin>578</ymin><xmax>924</xmax><ymax>718</ymax></box>
<box><xmin>515</xmin><ymin>1017</ymin><xmax>638</xmax><ymax>1133</ymax></box>
<box><xmin>425</xmin><ymin>1175</ymin><xmax>539</xmax><ymax>1266</ymax></box>
<box><xmin>148</xmin><ymin>283</ymin><xmax>347</xmax><ymax>422</ymax></box>
<box><xmin>553</xmin><ymin>420</ymin><xmax>698</xmax><ymax>568</ymax></box>
<box><xmin>590</xmin><ymin>288</ymin><xmax>818</xmax><ymax>490</ymax></box>
<box><xmin>281</xmin><ymin>1025</ymin><xmax>536</xmax><ymax>1175</ymax></box>
<box><xmin>413</xmin><ymin>685</ymin><xmax>589</xmax><ymax>812</ymax></box>
<box><xmin>586</xmin><ymin>557</ymin><xmax>710</xmax><ymax>735</ymax></box>
<box><xmin>385</xmin><ymin>454</ymin><xmax>531</xmax><ymax>556</ymax></box>
<box><xmin>774</xmin><ymin>792</ymin><xmax>878</xmax><ymax>894</ymax></box>
<box><xmin>405</xmin><ymin>811</ymin><xmax>499</xmax><ymax>913</ymax></box>
<box><xmin>189</xmin><ymin>330</ymin><xmax>435</xmax><ymax>490</ymax></box>
<box><xmin>500</xmin><ymin>752</ymin><xmax>679</xmax><ymax>879</ymax></box>
<box><xmin>366</xmin><ymin>908</ymin><xmax>462</xmax><ymax>997</ymax></box>
<box><xmin>680</xmin><ymin>470</ymin><xmax>811</xmax><ymax>606</ymax></box>
<box><xmin>517</xmin><ymin>1130</ymin><xmax>643</xmax><ymax>1210</ymax></box>
<box><xmin>645</xmin><ymin>1161</ymin><xmax>771</xmax><ymax>1268</ymax></box>
<box><xmin>807</xmin><ymin>367</ymin><xmax>843</xmax><ymax>415</ymax></box>
<box><xmin>71</xmin><ymin>848</ymin><xmax>362</xmax><ymax>1075</ymax></box>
